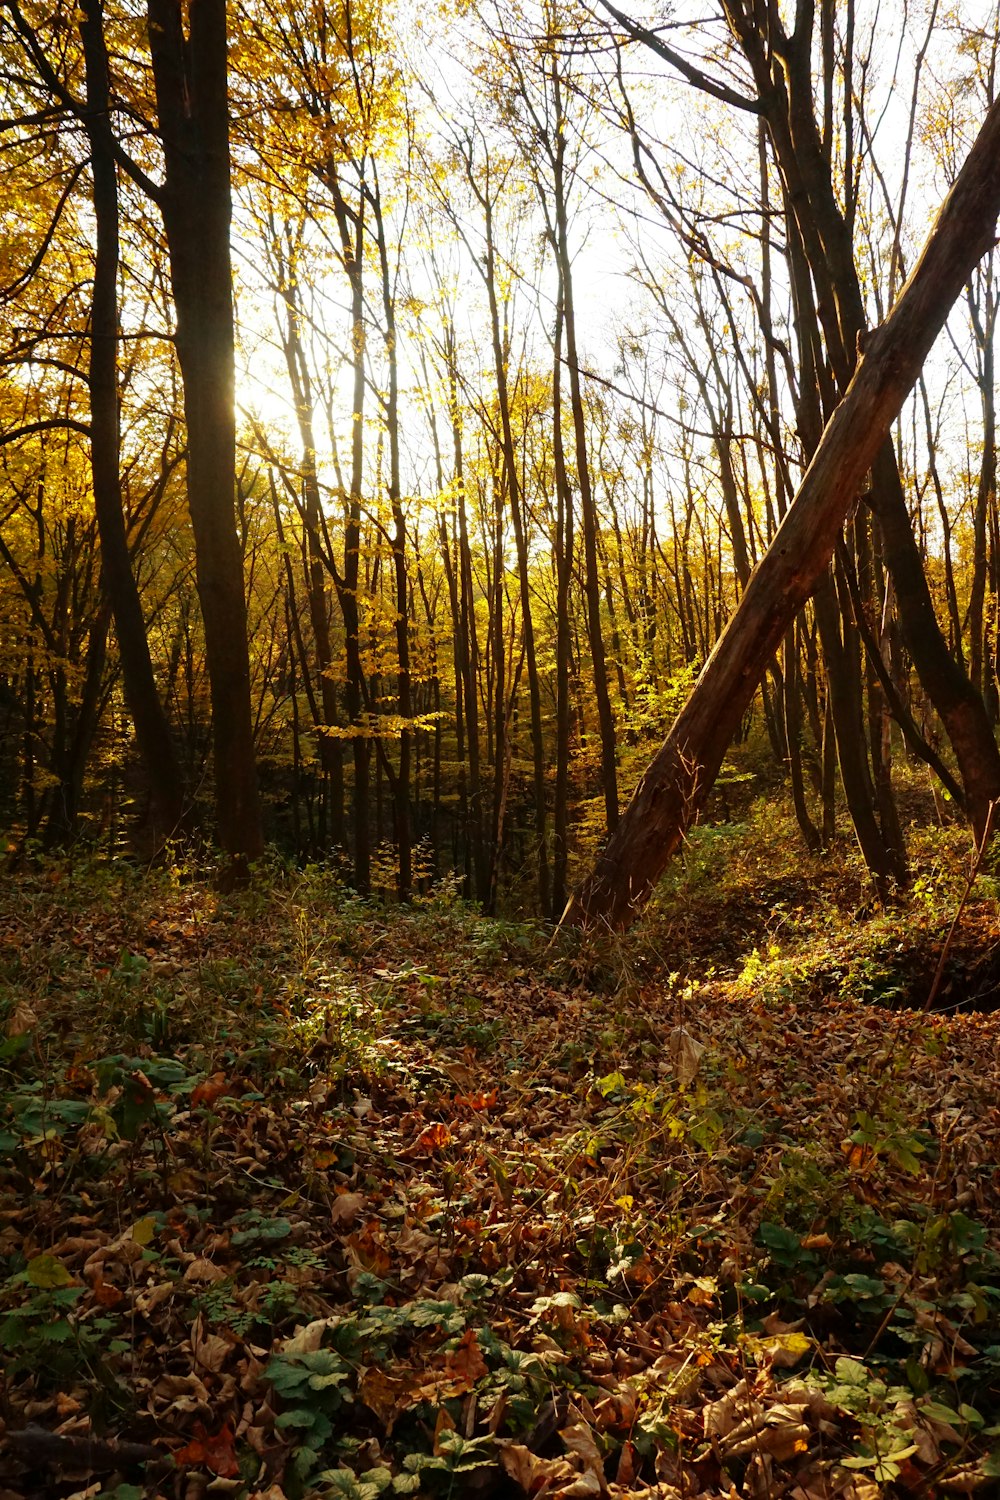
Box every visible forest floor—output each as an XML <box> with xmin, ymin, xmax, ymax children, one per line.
<box><xmin>2</xmin><ymin>811</ymin><xmax>1000</xmax><ymax>1500</ymax></box>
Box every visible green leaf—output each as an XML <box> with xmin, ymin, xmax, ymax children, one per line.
<box><xmin>407</xmin><ymin>1299</ymin><xmax>461</xmax><ymax>1329</ymax></box>
<box><xmin>982</xmin><ymin>1447</ymin><xmax>1000</xmax><ymax>1476</ymax></box>
<box><xmin>0</xmin><ymin>1032</ymin><xmax>31</xmax><ymax>1060</ymax></box>
<box><xmin>891</xmin><ymin>1145</ymin><xmax>924</xmax><ymax>1175</ymax></box>
<box><xmin>920</xmin><ymin>1400</ymin><xmax>963</xmax><ymax>1425</ymax></box>
<box><xmin>36</xmin><ymin>1319</ymin><xmax>76</xmax><ymax>1341</ymax></box>
<box><xmin>758</xmin><ymin>1222</ymin><xmax>801</xmax><ymax>1259</ymax></box>
<box><xmin>232</xmin><ymin>1215</ymin><xmax>292</xmax><ymax>1247</ymax></box>
<box><xmin>316</xmin><ymin>1468</ymin><xmax>393</xmax><ymax>1500</ymax></box>
<box><xmin>46</xmin><ymin>1099</ymin><xmax>92</xmax><ymax>1124</ymax></box>
<box><xmin>433</xmin><ymin>1432</ymin><xmax>496</xmax><ymax>1471</ymax></box>
<box><xmin>833</xmin><ymin>1357</ymin><xmax>868</xmax><ymax>1385</ymax></box>
<box><xmin>531</xmin><ymin>1292</ymin><xmax>581</xmax><ymax>1316</ymax></box>
<box><xmin>738</xmin><ymin>1282</ymin><xmax>772</xmax><ymax>1302</ymax></box>
<box><xmin>842</xmin><ymin>1274</ymin><xmax>885</xmax><ymax>1297</ymax></box>
<box><xmin>308</xmin><ymin>1371</ymin><xmax>350</xmax><ymax>1392</ymax></box>
<box><xmin>391</xmin><ymin>1475</ymin><xmax>422</xmax><ymax>1495</ymax></box>
<box><xmin>264</xmin><ymin>1358</ymin><xmax>310</xmax><ymax>1396</ymax></box>
<box><xmin>276</xmin><ymin>1408</ymin><xmax>333</xmax><ymax>1444</ymax></box>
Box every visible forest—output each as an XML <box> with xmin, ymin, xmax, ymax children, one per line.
<box><xmin>3</xmin><ymin>0</ymin><xmax>1000</xmax><ymax>1495</ymax></box>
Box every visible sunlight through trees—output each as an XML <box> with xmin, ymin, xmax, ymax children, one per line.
<box><xmin>2</xmin><ymin>0</ymin><xmax>1000</xmax><ymax>913</ymax></box>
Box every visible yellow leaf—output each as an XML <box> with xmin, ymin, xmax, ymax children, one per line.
<box><xmin>90</xmin><ymin>1105</ymin><xmax>119</xmax><ymax>1140</ymax></box>
<box><xmin>760</xmin><ymin>1330</ymin><xmax>812</xmax><ymax>1368</ymax></box>
<box><xmin>131</xmin><ymin>1216</ymin><xmax>157</xmax><ymax>1246</ymax></box>
<box><xmin>26</xmin><ymin>1253</ymin><xmax>75</xmax><ymax>1288</ymax></box>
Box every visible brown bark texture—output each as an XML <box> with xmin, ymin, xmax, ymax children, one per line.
<box><xmin>147</xmin><ymin>0</ymin><xmax>263</xmax><ymax>868</ymax></box>
<box><xmin>81</xmin><ymin>0</ymin><xmax>187</xmax><ymax>841</ymax></box>
<box><xmin>561</xmin><ymin>94</ymin><xmax>1000</xmax><ymax>930</ymax></box>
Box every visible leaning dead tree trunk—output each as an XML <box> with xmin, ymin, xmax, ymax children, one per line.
<box><xmin>561</xmin><ymin>95</ymin><xmax>1000</xmax><ymax>931</ymax></box>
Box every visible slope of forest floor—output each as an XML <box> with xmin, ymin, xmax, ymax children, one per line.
<box><xmin>2</xmin><ymin>814</ymin><xmax>1000</xmax><ymax>1500</ymax></box>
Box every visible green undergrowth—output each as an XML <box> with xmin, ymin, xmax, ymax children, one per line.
<box><xmin>1</xmin><ymin>823</ymin><xmax>999</xmax><ymax>1496</ymax></box>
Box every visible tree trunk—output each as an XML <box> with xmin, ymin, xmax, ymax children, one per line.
<box><xmin>80</xmin><ymin>0</ymin><xmax>186</xmax><ymax>843</ymax></box>
<box><xmin>449</xmin><ymin>345</ymin><xmax>486</xmax><ymax>900</ymax></box>
<box><xmin>322</xmin><ymin>161</ymin><xmax>371</xmax><ymax>892</ymax></box>
<box><xmin>968</xmin><ymin>259</ymin><xmax>996</xmax><ymax>696</ymax></box>
<box><xmin>147</xmin><ymin>0</ymin><xmax>262</xmax><ymax>871</ymax></box>
<box><xmin>561</xmin><ymin>96</ymin><xmax>1000</xmax><ymax>928</ymax></box>
<box><xmin>45</xmin><ymin>600</ymin><xmax>112</xmax><ymax>846</ymax></box>
<box><xmin>551</xmin><ymin>300</ymin><xmax>576</xmax><ymax>916</ymax></box>
<box><xmin>815</xmin><ymin>568</ymin><xmax>905</xmax><ymax>893</ymax></box>
<box><xmin>481</xmin><ymin>194</ymin><xmax>550</xmax><ymax>915</ymax></box>
<box><xmin>274</xmin><ymin>260</ymin><xmax>345</xmax><ymax>849</ymax></box>
<box><xmin>783</xmin><ymin>627</ymin><xmax>822</xmax><ymax>852</ymax></box>
<box><xmin>732</xmin><ymin>0</ymin><xmax>1000</xmax><ymax>841</ymax></box>
<box><xmin>367</xmin><ymin>173</ymin><xmax>412</xmax><ymax>900</ymax></box>
<box><xmin>555</xmin><ymin>176</ymin><xmax>619</xmax><ymax>833</ymax></box>
<box><xmin>785</xmin><ymin>204</ymin><xmax>905</xmax><ymax>884</ymax></box>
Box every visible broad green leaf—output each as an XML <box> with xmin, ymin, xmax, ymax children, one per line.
<box><xmin>36</xmin><ymin>1320</ymin><xmax>76</xmax><ymax>1341</ymax></box>
<box><xmin>277</xmin><ymin>1408</ymin><xmax>333</xmax><ymax>1443</ymax></box>
<box><xmin>920</xmin><ymin>1400</ymin><xmax>964</xmax><ymax>1425</ymax></box>
<box><xmin>842</xmin><ymin>1274</ymin><xmax>885</xmax><ymax>1297</ymax></box>
<box><xmin>758</xmin><ymin>1222</ymin><xmax>801</xmax><ymax>1255</ymax></box>
<box><xmin>391</xmin><ymin>1475</ymin><xmax>422</xmax><ymax>1494</ymax></box>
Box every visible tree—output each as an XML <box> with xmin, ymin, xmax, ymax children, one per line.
<box><xmin>79</xmin><ymin>0</ymin><xmax>187</xmax><ymax>841</ymax></box>
<box><xmin>146</xmin><ymin>0</ymin><xmax>264</xmax><ymax>870</ymax></box>
<box><xmin>561</xmin><ymin>90</ymin><xmax>1000</xmax><ymax>929</ymax></box>
<box><xmin>1</xmin><ymin>0</ymin><xmax>190</xmax><ymax>845</ymax></box>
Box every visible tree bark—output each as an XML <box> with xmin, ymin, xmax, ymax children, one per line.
<box><xmin>368</xmin><ymin>171</ymin><xmax>412</xmax><ymax>900</ymax></box>
<box><xmin>80</xmin><ymin>0</ymin><xmax>186</xmax><ymax>842</ymax></box>
<box><xmin>726</xmin><ymin>0</ymin><xmax>1000</xmax><ymax>841</ymax></box>
<box><xmin>551</xmin><ymin>299</ymin><xmax>576</xmax><ymax>917</ymax></box>
<box><xmin>321</xmin><ymin>160</ymin><xmax>371</xmax><ymax>892</ymax></box>
<box><xmin>967</xmin><ymin>258</ymin><xmax>996</xmax><ymax>698</ymax></box>
<box><xmin>274</xmin><ymin>256</ymin><xmax>344</xmax><ymax>850</ymax></box>
<box><xmin>446</xmin><ymin>327</ymin><xmax>487</xmax><ymax>900</ymax></box>
<box><xmin>147</xmin><ymin>0</ymin><xmax>263</xmax><ymax>871</ymax></box>
<box><xmin>479</xmin><ymin>179</ymin><xmax>550</xmax><ymax>915</ymax></box>
<box><xmin>561</xmin><ymin>94</ymin><xmax>1000</xmax><ymax>929</ymax></box>
<box><xmin>555</xmin><ymin>157</ymin><xmax>619</xmax><ymax>834</ymax></box>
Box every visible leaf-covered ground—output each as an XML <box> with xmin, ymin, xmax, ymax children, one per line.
<box><xmin>2</xmin><ymin>830</ymin><xmax>1000</xmax><ymax>1499</ymax></box>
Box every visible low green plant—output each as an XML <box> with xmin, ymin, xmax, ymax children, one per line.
<box><xmin>267</xmin><ymin>1347</ymin><xmax>356</xmax><ymax>1485</ymax></box>
<box><xmin>801</xmin><ymin>1357</ymin><xmax>918</xmax><ymax>1483</ymax></box>
<box><xmin>0</xmin><ymin>1255</ymin><xmax>128</xmax><ymax>1387</ymax></box>
<box><xmin>801</xmin><ymin>1358</ymin><xmax>1000</xmax><ymax>1485</ymax></box>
